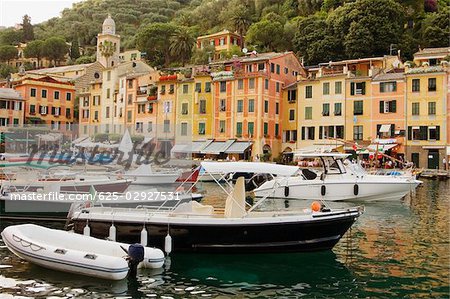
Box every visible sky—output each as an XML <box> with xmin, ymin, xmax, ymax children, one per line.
<box><xmin>0</xmin><ymin>0</ymin><xmax>83</xmax><ymax>27</ymax></box>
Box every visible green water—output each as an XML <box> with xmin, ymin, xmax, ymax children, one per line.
<box><xmin>0</xmin><ymin>180</ymin><xmax>449</xmax><ymax>298</ymax></box>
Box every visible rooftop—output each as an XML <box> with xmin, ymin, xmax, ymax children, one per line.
<box><xmin>32</xmin><ymin>63</ymin><xmax>94</xmax><ymax>75</ymax></box>
<box><xmin>197</xmin><ymin>30</ymin><xmax>241</xmax><ymax>39</ymax></box>
<box><xmin>211</xmin><ymin>52</ymin><xmax>291</xmax><ymax>65</ymax></box>
<box><xmin>372</xmin><ymin>72</ymin><xmax>405</xmax><ymax>81</ymax></box>
<box><xmin>414</xmin><ymin>47</ymin><xmax>450</xmax><ymax>58</ymax></box>
<box><xmin>0</xmin><ymin>88</ymin><xmax>23</xmax><ymax>100</ymax></box>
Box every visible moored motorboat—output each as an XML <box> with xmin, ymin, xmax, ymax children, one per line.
<box><xmin>0</xmin><ymin>189</ymin><xmax>203</xmax><ymax>220</ymax></box>
<box><xmin>253</xmin><ymin>154</ymin><xmax>422</xmax><ymax>202</ymax></box>
<box><xmin>123</xmin><ymin>164</ymin><xmax>182</xmax><ymax>185</ymax></box>
<box><xmin>69</xmin><ymin>165</ymin><xmax>363</xmax><ymax>253</ymax></box>
<box><xmin>1</xmin><ymin>224</ymin><xmax>165</xmax><ymax>280</ymax></box>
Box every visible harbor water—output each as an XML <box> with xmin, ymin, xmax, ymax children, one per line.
<box><xmin>0</xmin><ymin>179</ymin><xmax>449</xmax><ymax>298</ymax></box>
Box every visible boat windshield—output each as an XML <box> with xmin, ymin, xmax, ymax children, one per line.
<box><xmin>324</xmin><ymin>157</ymin><xmax>346</xmax><ymax>174</ymax></box>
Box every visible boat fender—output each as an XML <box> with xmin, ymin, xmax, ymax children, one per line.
<box><xmin>140</xmin><ymin>227</ymin><xmax>148</xmax><ymax>247</ymax></box>
<box><xmin>311</xmin><ymin>201</ymin><xmax>322</xmax><ymax>212</ymax></box>
<box><xmin>284</xmin><ymin>186</ymin><xmax>289</xmax><ymax>197</ymax></box>
<box><xmin>83</xmin><ymin>222</ymin><xmax>90</xmax><ymax>236</ymax></box>
<box><xmin>109</xmin><ymin>224</ymin><xmax>116</xmax><ymax>241</ymax></box>
<box><xmin>128</xmin><ymin>244</ymin><xmax>144</xmax><ymax>278</ymax></box>
<box><xmin>321</xmin><ymin>185</ymin><xmax>326</xmax><ymax>196</ymax></box>
<box><xmin>354</xmin><ymin>184</ymin><xmax>359</xmax><ymax>196</ymax></box>
<box><xmin>165</xmin><ymin>233</ymin><xmax>172</xmax><ymax>256</ymax></box>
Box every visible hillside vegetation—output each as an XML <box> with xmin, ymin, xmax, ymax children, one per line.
<box><xmin>0</xmin><ymin>0</ymin><xmax>448</xmax><ymax>71</ymax></box>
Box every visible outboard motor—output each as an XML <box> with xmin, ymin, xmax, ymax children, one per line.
<box><xmin>128</xmin><ymin>243</ymin><xmax>145</xmax><ymax>278</ymax></box>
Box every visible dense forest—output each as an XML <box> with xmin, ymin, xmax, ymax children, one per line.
<box><xmin>0</xmin><ymin>0</ymin><xmax>449</xmax><ymax>75</ymax></box>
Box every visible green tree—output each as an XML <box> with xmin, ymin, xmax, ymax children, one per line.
<box><xmin>0</xmin><ymin>63</ymin><xmax>17</xmax><ymax>79</ymax></box>
<box><xmin>344</xmin><ymin>22</ymin><xmax>374</xmax><ymax>58</ymax></box>
<box><xmin>136</xmin><ymin>22</ymin><xmax>178</xmax><ymax>67</ymax></box>
<box><xmin>23</xmin><ymin>40</ymin><xmax>44</xmax><ymax>68</ymax></box>
<box><xmin>75</xmin><ymin>55</ymin><xmax>95</xmax><ymax>64</ymax></box>
<box><xmin>0</xmin><ymin>45</ymin><xmax>18</xmax><ymax>63</ymax></box>
<box><xmin>22</xmin><ymin>15</ymin><xmax>34</xmax><ymax>42</ymax></box>
<box><xmin>221</xmin><ymin>1</ymin><xmax>253</xmax><ymax>47</ymax></box>
<box><xmin>190</xmin><ymin>44</ymin><xmax>215</xmax><ymax>65</ymax></box>
<box><xmin>0</xmin><ymin>29</ymin><xmax>23</xmax><ymax>45</ymax></box>
<box><xmin>246</xmin><ymin>19</ymin><xmax>285</xmax><ymax>52</ymax></box>
<box><xmin>42</xmin><ymin>37</ymin><xmax>68</xmax><ymax>66</ymax></box>
<box><xmin>328</xmin><ymin>0</ymin><xmax>404</xmax><ymax>58</ymax></box>
<box><xmin>98</xmin><ymin>40</ymin><xmax>116</xmax><ymax>67</ymax></box>
<box><xmin>419</xmin><ymin>8</ymin><xmax>450</xmax><ymax>47</ymax></box>
<box><xmin>169</xmin><ymin>26</ymin><xmax>195</xmax><ymax>66</ymax></box>
<box><xmin>70</xmin><ymin>39</ymin><xmax>81</xmax><ymax>60</ymax></box>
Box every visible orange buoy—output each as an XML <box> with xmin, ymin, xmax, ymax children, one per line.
<box><xmin>311</xmin><ymin>201</ymin><xmax>322</xmax><ymax>212</ymax></box>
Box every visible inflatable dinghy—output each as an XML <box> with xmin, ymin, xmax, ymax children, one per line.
<box><xmin>1</xmin><ymin>224</ymin><xmax>164</xmax><ymax>280</ymax></box>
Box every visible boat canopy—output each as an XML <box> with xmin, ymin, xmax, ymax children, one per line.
<box><xmin>294</xmin><ymin>153</ymin><xmax>351</xmax><ymax>159</ymax></box>
<box><xmin>200</xmin><ymin>161</ymin><xmax>300</xmax><ymax>176</ymax></box>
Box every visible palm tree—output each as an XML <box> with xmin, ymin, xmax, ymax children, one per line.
<box><xmin>229</xmin><ymin>5</ymin><xmax>253</xmax><ymax>49</ymax></box>
<box><xmin>169</xmin><ymin>27</ymin><xmax>195</xmax><ymax>66</ymax></box>
<box><xmin>99</xmin><ymin>40</ymin><xmax>116</xmax><ymax>67</ymax></box>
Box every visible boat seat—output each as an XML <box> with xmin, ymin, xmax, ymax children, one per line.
<box><xmin>302</xmin><ymin>169</ymin><xmax>318</xmax><ymax>180</ymax></box>
<box><xmin>171</xmin><ymin>201</ymin><xmax>214</xmax><ymax>215</ymax></box>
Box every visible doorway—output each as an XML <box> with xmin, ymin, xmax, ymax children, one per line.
<box><xmin>427</xmin><ymin>150</ymin><xmax>439</xmax><ymax>169</ymax></box>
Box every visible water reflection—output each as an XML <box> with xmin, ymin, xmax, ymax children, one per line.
<box><xmin>0</xmin><ymin>180</ymin><xmax>448</xmax><ymax>298</ymax></box>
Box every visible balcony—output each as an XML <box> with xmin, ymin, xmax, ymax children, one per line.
<box><xmin>137</xmin><ymin>89</ymin><xmax>147</xmax><ymax>96</ymax></box>
<box><xmin>406</xmin><ymin>65</ymin><xmax>445</xmax><ymax>74</ymax></box>
<box><xmin>211</xmin><ymin>71</ymin><xmax>234</xmax><ymax>81</ymax></box>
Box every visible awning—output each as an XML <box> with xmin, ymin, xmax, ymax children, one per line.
<box><xmin>72</xmin><ymin>136</ymin><xmax>89</xmax><ymax>144</ymax></box>
<box><xmin>294</xmin><ymin>143</ymin><xmax>344</xmax><ymax>155</ymax></box>
<box><xmin>171</xmin><ymin>140</ymin><xmax>213</xmax><ymax>154</ymax></box>
<box><xmin>379</xmin><ymin>124</ymin><xmax>391</xmax><ymax>133</ymax></box>
<box><xmin>201</xmin><ymin>161</ymin><xmax>300</xmax><ymax>176</ymax></box>
<box><xmin>201</xmin><ymin>140</ymin><xmax>235</xmax><ymax>154</ymax></box>
<box><xmin>367</xmin><ymin>143</ymin><xmax>397</xmax><ymax>152</ymax></box>
<box><xmin>171</xmin><ymin>143</ymin><xmax>190</xmax><ymax>154</ymax></box>
<box><xmin>224</xmin><ymin>141</ymin><xmax>252</xmax><ymax>154</ymax></box>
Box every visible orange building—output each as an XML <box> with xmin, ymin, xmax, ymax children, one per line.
<box><xmin>209</xmin><ymin>52</ymin><xmax>304</xmax><ymax>158</ymax></box>
<box><xmin>0</xmin><ymin>88</ymin><xmax>24</xmax><ymax>130</ymax></box>
<box><xmin>196</xmin><ymin>30</ymin><xmax>242</xmax><ymax>60</ymax></box>
<box><xmin>13</xmin><ymin>76</ymin><xmax>75</xmax><ymax>131</ymax></box>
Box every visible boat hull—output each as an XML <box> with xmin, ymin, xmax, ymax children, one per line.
<box><xmin>123</xmin><ymin>174</ymin><xmax>180</xmax><ymax>185</ymax></box>
<box><xmin>0</xmin><ymin>195</ymin><xmax>199</xmax><ymax>220</ymax></box>
<box><xmin>5</xmin><ymin>180</ymin><xmax>131</xmax><ymax>193</ymax></box>
<box><xmin>72</xmin><ymin>211</ymin><xmax>360</xmax><ymax>253</ymax></box>
<box><xmin>255</xmin><ymin>178</ymin><xmax>421</xmax><ymax>202</ymax></box>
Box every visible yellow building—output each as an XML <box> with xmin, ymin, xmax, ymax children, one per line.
<box><xmin>0</xmin><ymin>88</ymin><xmax>24</xmax><ymax>130</ymax></box>
<box><xmin>196</xmin><ymin>30</ymin><xmax>242</xmax><ymax>60</ymax></box>
<box><xmin>192</xmin><ymin>68</ymin><xmax>214</xmax><ymax>140</ymax></box>
<box><xmin>404</xmin><ymin>47</ymin><xmax>449</xmax><ymax>169</ymax></box>
<box><xmin>175</xmin><ymin>75</ymin><xmax>195</xmax><ymax>144</ymax></box>
<box><xmin>156</xmin><ymin>74</ymin><xmax>178</xmax><ymax>156</ymax></box>
<box><xmin>281</xmin><ymin>82</ymin><xmax>298</xmax><ymax>161</ymax></box>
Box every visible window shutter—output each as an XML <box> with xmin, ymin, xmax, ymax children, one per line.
<box><xmin>51</xmin><ymin>107</ymin><xmax>55</xmax><ymax>115</ymax></box>
<box><xmin>436</xmin><ymin>126</ymin><xmax>440</xmax><ymax>140</ymax></box>
<box><xmin>350</xmin><ymin>82</ymin><xmax>355</xmax><ymax>95</ymax></box>
<box><xmin>301</xmin><ymin>127</ymin><xmax>305</xmax><ymax>140</ymax></box>
<box><xmin>379</xmin><ymin>101</ymin><xmax>384</xmax><ymax>113</ymax></box>
<box><xmin>377</xmin><ymin>124</ymin><xmax>381</xmax><ymax>135</ymax></box>
<box><xmin>319</xmin><ymin>126</ymin><xmax>323</xmax><ymax>139</ymax></box>
<box><xmin>407</xmin><ymin>126</ymin><xmax>412</xmax><ymax>140</ymax></box>
<box><xmin>361</xmin><ymin>82</ymin><xmax>366</xmax><ymax>95</ymax></box>
<box><xmin>390</xmin><ymin>124</ymin><xmax>395</xmax><ymax>137</ymax></box>
<box><xmin>391</xmin><ymin>100</ymin><xmax>397</xmax><ymax>113</ymax></box>
<box><xmin>420</xmin><ymin>126</ymin><xmax>428</xmax><ymax>140</ymax></box>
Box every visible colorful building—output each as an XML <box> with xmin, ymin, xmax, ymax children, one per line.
<box><xmin>156</xmin><ymin>74</ymin><xmax>178</xmax><ymax>156</ymax></box>
<box><xmin>196</xmin><ymin>30</ymin><xmax>242</xmax><ymax>60</ymax></box>
<box><xmin>404</xmin><ymin>47</ymin><xmax>449</xmax><ymax>169</ymax></box>
<box><xmin>0</xmin><ymin>88</ymin><xmax>24</xmax><ymax>130</ymax></box>
<box><xmin>12</xmin><ymin>75</ymin><xmax>75</xmax><ymax>131</ymax></box>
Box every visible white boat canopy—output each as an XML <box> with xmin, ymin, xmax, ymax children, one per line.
<box><xmin>200</xmin><ymin>161</ymin><xmax>300</xmax><ymax>176</ymax></box>
<box><xmin>294</xmin><ymin>153</ymin><xmax>351</xmax><ymax>159</ymax></box>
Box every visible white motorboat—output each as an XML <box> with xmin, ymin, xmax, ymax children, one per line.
<box><xmin>1</xmin><ymin>169</ymin><xmax>131</xmax><ymax>193</ymax></box>
<box><xmin>254</xmin><ymin>153</ymin><xmax>422</xmax><ymax>202</ymax></box>
<box><xmin>0</xmin><ymin>187</ymin><xmax>203</xmax><ymax>220</ymax></box>
<box><xmin>1</xmin><ymin>224</ymin><xmax>165</xmax><ymax>280</ymax></box>
<box><xmin>69</xmin><ymin>162</ymin><xmax>364</xmax><ymax>253</ymax></box>
<box><xmin>123</xmin><ymin>164</ymin><xmax>182</xmax><ymax>185</ymax></box>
